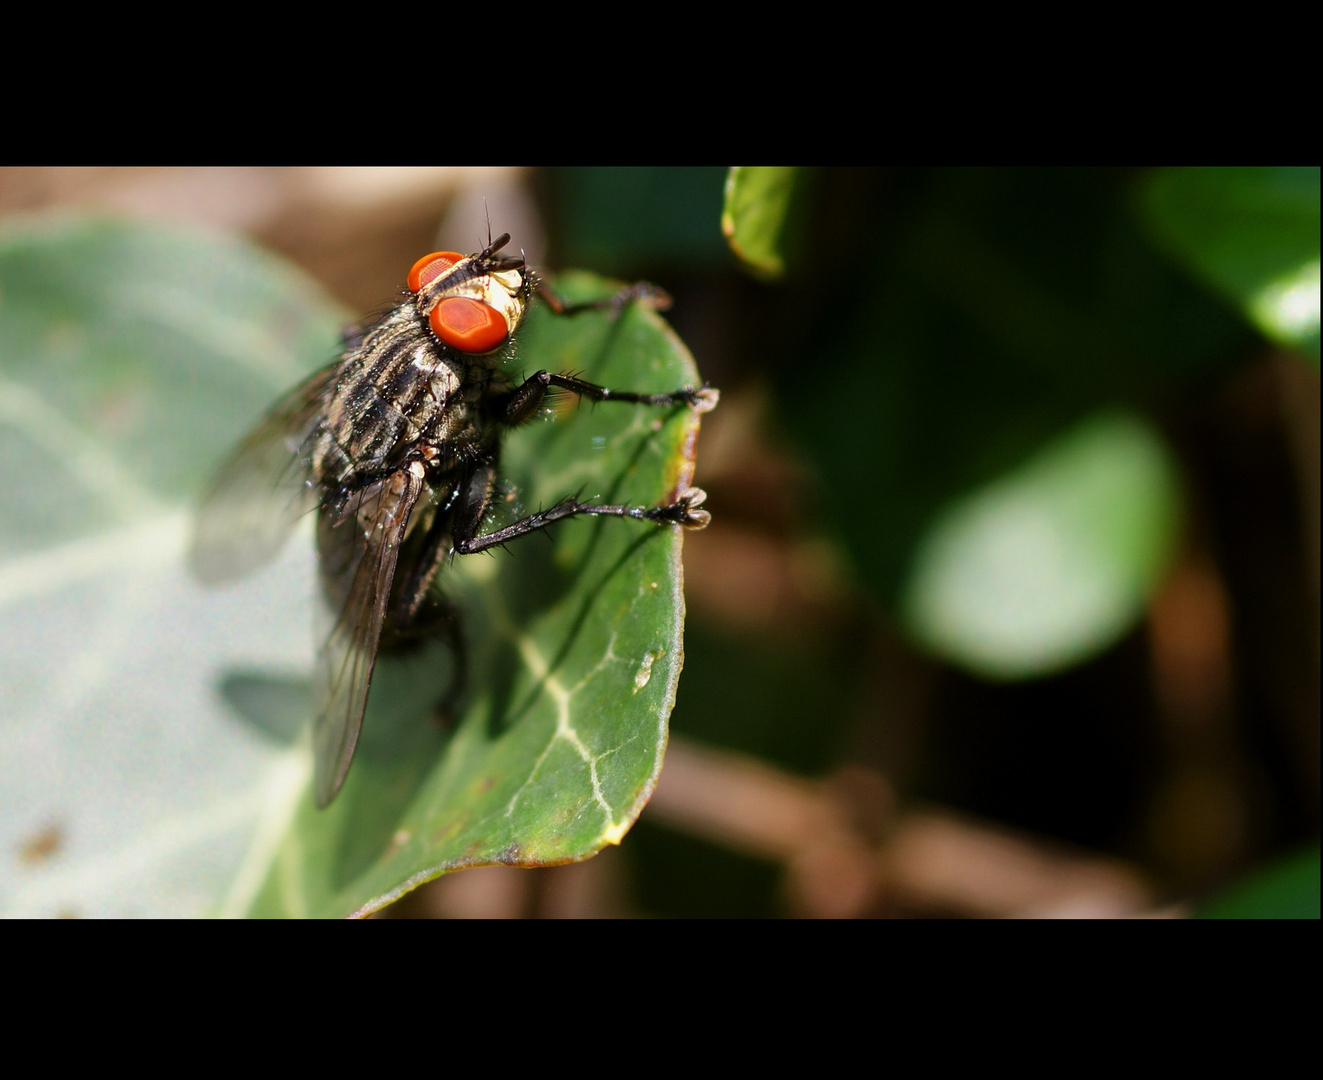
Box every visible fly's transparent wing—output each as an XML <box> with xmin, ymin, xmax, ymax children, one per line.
<box><xmin>191</xmin><ymin>363</ymin><xmax>338</xmax><ymax>585</ymax></box>
<box><xmin>312</xmin><ymin>467</ymin><xmax>425</xmax><ymax>807</ymax></box>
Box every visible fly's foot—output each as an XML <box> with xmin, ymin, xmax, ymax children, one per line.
<box><xmin>608</xmin><ymin>280</ymin><xmax>672</xmax><ymax>315</ymax></box>
<box><xmin>650</xmin><ymin>486</ymin><xmax>711</xmax><ymax>530</ymax></box>
<box><xmin>685</xmin><ymin>385</ymin><xmax>720</xmax><ymax>413</ymax></box>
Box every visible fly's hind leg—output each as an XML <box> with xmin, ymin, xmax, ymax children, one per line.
<box><xmin>385</xmin><ymin>494</ymin><xmax>469</xmax><ymax>727</ymax></box>
<box><xmin>407</xmin><ymin>599</ymin><xmax>468</xmax><ymax>728</ymax></box>
<box><xmin>382</xmin><ymin>590</ymin><xmax>468</xmax><ymax>728</ymax></box>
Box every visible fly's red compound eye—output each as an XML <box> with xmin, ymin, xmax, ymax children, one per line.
<box><xmin>407</xmin><ymin>251</ymin><xmax>465</xmax><ymax>293</ymax></box>
<box><xmin>429</xmin><ymin>297</ymin><xmax>509</xmax><ymax>353</ymax></box>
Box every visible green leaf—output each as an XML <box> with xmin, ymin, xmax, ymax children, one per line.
<box><xmin>0</xmin><ymin>218</ymin><xmax>705</xmax><ymax>918</ymax></box>
<box><xmin>1196</xmin><ymin>848</ymin><xmax>1321</xmax><ymax>919</ymax></box>
<box><xmin>900</xmin><ymin>410</ymin><xmax>1182</xmax><ymax>680</ymax></box>
<box><xmin>721</xmin><ymin>167</ymin><xmax>811</xmax><ymax>279</ymax></box>
<box><xmin>1142</xmin><ymin>166</ymin><xmax>1321</xmax><ymax>365</ymax></box>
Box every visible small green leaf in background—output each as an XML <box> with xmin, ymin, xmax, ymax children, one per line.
<box><xmin>900</xmin><ymin>410</ymin><xmax>1182</xmax><ymax>680</ymax></box>
<box><xmin>0</xmin><ymin>218</ymin><xmax>705</xmax><ymax>918</ymax></box>
<box><xmin>1196</xmin><ymin>847</ymin><xmax>1321</xmax><ymax>919</ymax></box>
<box><xmin>1142</xmin><ymin>166</ymin><xmax>1320</xmax><ymax>365</ymax></box>
<box><xmin>721</xmin><ymin>167</ymin><xmax>812</xmax><ymax>279</ymax></box>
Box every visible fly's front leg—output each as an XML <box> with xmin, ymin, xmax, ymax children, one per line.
<box><xmin>537</xmin><ymin>279</ymin><xmax>672</xmax><ymax>318</ymax></box>
<box><xmin>496</xmin><ymin>370</ymin><xmax>719</xmax><ymax>428</ymax></box>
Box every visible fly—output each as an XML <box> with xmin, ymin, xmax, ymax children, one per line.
<box><xmin>191</xmin><ymin>233</ymin><xmax>717</xmax><ymax>807</ymax></box>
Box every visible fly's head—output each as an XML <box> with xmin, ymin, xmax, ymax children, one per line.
<box><xmin>408</xmin><ymin>232</ymin><xmax>532</xmax><ymax>355</ymax></box>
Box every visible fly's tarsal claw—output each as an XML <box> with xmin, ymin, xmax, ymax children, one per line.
<box><xmin>669</xmin><ymin>485</ymin><xmax>711</xmax><ymax>530</ymax></box>
<box><xmin>604</xmin><ymin>282</ymin><xmax>672</xmax><ymax>321</ymax></box>
<box><xmin>632</xmin><ymin>282</ymin><xmax>673</xmax><ymax>312</ymax></box>
<box><xmin>689</xmin><ymin>385</ymin><xmax>720</xmax><ymax>413</ymax></box>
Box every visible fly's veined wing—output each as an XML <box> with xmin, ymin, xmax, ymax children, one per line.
<box><xmin>191</xmin><ymin>363</ymin><xmax>338</xmax><ymax>585</ymax></box>
<box><xmin>312</xmin><ymin>467</ymin><xmax>425</xmax><ymax>807</ymax></box>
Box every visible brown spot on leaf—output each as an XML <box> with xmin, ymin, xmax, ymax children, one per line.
<box><xmin>19</xmin><ymin>822</ymin><xmax>64</xmax><ymax>865</ymax></box>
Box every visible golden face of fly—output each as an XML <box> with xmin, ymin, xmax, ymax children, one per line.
<box><xmin>409</xmin><ymin>248</ymin><xmax>530</xmax><ymax>354</ymax></box>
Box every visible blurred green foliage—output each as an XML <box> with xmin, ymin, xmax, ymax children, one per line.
<box><xmin>1196</xmin><ymin>847</ymin><xmax>1321</xmax><ymax>919</ymax></box>
<box><xmin>724</xmin><ymin>166</ymin><xmax>1261</xmax><ymax>678</ymax></box>
<box><xmin>721</xmin><ymin>166</ymin><xmax>816</xmax><ymax>279</ymax></box>
<box><xmin>551</xmin><ymin>166</ymin><xmax>730</xmax><ymax>273</ymax></box>
<box><xmin>549</xmin><ymin>166</ymin><xmax>1317</xmax><ymax>915</ymax></box>
<box><xmin>1142</xmin><ymin>166</ymin><xmax>1319</xmax><ymax>366</ymax></box>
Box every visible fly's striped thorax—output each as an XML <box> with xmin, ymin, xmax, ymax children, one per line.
<box><xmin>313</xmin><ymin>303</ymin><xmax>468</xmax><ymax>486</ymax></box>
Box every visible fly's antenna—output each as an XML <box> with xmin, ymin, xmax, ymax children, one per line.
<box><xmin>521</xmin><ymin>246</ymin><xmax>535</xmax><ymax>291</ymax></box>
<box><xmin>482</xmin><ymin>232</ymin><xmax>517</xmax><ymax>271</ymax></box>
